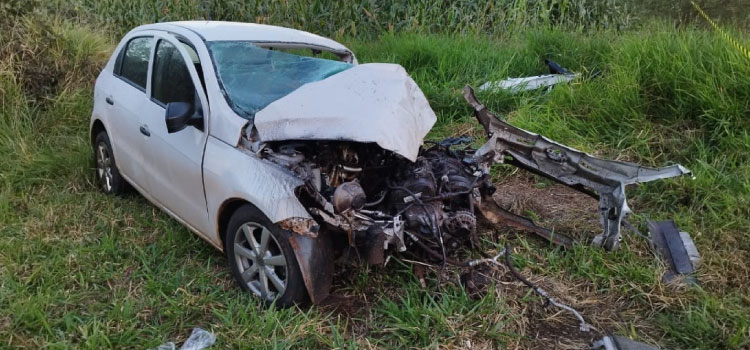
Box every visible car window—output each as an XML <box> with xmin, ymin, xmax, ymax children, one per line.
<box><xmin>207</xmin><ymin>41</ymin><xmax>352</xmax><ymax>119</ymax></box>
<box><xmin>271</xmin><ymin>47</ymin><xmax>342</xmax><ymax>61</ymax></box>
<box><xmin>179</xmin><ymin>40</ymin><xmax>207</xmax><ymax>95</ymax></box>
<box><xmin>117</xmin><ymin>37</ymin><xmax>152</xmax><ymax>90</ymax></box>
<box><xmin>152</xmin><ymin>40</ymin><xmax>196</xmax><ymax>106</ymax></box>
<box><xmin>181</xmin><ymin>41</ymin><xmax>200</xmax><ymax>64</ymax></box>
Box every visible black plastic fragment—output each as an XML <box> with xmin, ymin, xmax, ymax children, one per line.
<box><xmin>437</xmin><ymin>136</ymin><xmax>472</xmax><ymax>147</ymax></box>
<box><xmin>648</xmin><ymin>220</ymin><xmax>698</xmax><ymax>284</ymax></box>
<box><xmin>544</xmin><ymin>59</ymin><xmax>572</xmax><ymax>75</ymax></box>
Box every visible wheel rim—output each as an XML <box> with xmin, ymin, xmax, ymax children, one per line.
<box><xmin>233</xmin><ymin>222</ymin><xmax>288</xmax><ymax>301</ymax></box>
<box><xmin>96</xmin><ymin>142</ymin><xmax>113</xmax><ymax>192</ymax></box>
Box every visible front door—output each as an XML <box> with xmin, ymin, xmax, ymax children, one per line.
<box><xmin>139</xmin><ymin>35</ymin><xmax>211</xmax><ymax>235</ymax></box>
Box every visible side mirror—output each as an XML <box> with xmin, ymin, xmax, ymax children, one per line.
<box><xmin>165</xmin><ymin>102</ymin><xmax>195</xmax><ymax>133</ymax></box>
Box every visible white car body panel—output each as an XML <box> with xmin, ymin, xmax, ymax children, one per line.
<box><xmin>254</xmin><ymin>63</ymin><xmax>437</xmax><ymax>162</ymax></box>
<box><xmin>203</xmin><ymin>137</ymin><xmax>312</xmax><ymax>243</ymax></box>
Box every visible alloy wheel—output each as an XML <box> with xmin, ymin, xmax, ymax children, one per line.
<box><xmin>96</xmin><ymin>142</ymin><xmax>113</xmax><ymax>192</ymax></box>
<box><xmin>233</xmin><ymin>222</ymin><xmax>288</xmax><ymax>301</ymax></box>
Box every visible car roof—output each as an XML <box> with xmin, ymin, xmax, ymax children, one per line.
<box><xmin>134</xmin><ymin>21</ymin><xmax>351</xmax><ymax>53</ymax></box>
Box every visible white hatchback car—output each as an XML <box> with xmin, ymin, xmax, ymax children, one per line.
<box><xmin>90</xmin><ymin>21</ymin><xmax>440</xmax><ymax>306</ymax></box>
<box><xmin>92</xmin><ymin>21</ymin><xmax>690</xmax><ymax>307</ymax></box>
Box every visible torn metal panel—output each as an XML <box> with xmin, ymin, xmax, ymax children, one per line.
<box><xmin>254</xmin><ymin>63</ymin><xmax>437</xmax><ymax>161</ymax></box>
<box><xmin>309</xmin><ymin>207</ymin><xmax>372</xmax><ymax>233</ymax></box>
<box><xmin>476</xmin><ymin>193</ymin><xmax>574</xmax><ymax>248</ymax></box>
<box><xmin>464</xmin><ymin>85</ymin><xmax>691</xmax><ymax>250</ymax></box>
<box><xmin>204</xmin><ymin>137</ymin><xmax>313</xmax><ymax>241</ymax></box>
<box><xmin>288</xmin><ymin>232</ymin><xmax>334</xmax><ymax>304</ymax></box>
<box><xmin>277</xmin><ymin>217</ymin><xmax>320</xmax><ymax>237</ymax></box>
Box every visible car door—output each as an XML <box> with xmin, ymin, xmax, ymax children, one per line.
<box><xmin>139</xmin><ymin>34</ymin><xmax>211</xmax><ymax>235</ymax></box>
<box><xmin>104</xmin><ymin>35</ymin><xmax>154</xmax><ymax>188</ymax></box>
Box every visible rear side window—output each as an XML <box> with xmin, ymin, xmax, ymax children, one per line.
<box><xmin>151</xmin><ymin>40</ymin><xmax>196</xmax><ymax>106</ymax></box>
<box><xmin>116</xmin><ymin>37</ymin><xmax>153</xmax><ymax>90</ymax></box>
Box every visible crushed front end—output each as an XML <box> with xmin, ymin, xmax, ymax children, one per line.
<box><xmin>251</xmin><ymin>85</ymin><xmax>690</xmax><ymax>304</ymax></box>
<box><xmin>257</xmin><ymin>138</ymin><xmax>491</xmax><ymax>269</ymax></box>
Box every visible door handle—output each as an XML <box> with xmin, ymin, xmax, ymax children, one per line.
<box><xmin>139</xmin><ymin>125</ymin><xmax>151</xmax><ymax>137</ymax></box>
<box><xmin>105</xmin><ymin>97</ymin><xmax>114</xmax><ymax>105</ymax></box>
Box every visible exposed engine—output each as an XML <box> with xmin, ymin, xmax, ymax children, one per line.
<box><xmin>261</xmin><ymin>138</ymin><xmax>493</xmax><ymax>264</ymax></box>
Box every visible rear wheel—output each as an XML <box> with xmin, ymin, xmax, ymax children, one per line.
<box><xmin>93</xmin><ymin>131</ymin><xmax>128</xmax><ymax>195</ymax></box>
<box><xmin>225</xmin><ymin>205</ymin><xmax>308</xmax><ymax>307</ymax></box>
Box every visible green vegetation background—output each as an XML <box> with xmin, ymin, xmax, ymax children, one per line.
<box><xmin>0</xmin><ymin>0</ymin><xmax>748</xmax><ymax>349</ymax></box>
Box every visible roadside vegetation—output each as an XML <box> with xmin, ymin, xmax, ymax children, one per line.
<box><xmin>1</xmin><ymin>1</ymin><xmax>748</xmax><ymax>349</ymax></box>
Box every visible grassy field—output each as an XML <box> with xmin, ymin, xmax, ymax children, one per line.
<box><xmin>1</xmin><ymin>2</ymin><xmax>750</xmax><ymax>349</ymax></box>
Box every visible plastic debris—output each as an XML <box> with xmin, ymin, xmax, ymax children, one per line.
<box><xmin>151</xmin><ymin>328</ymin><xmax>216</xmax><ymax>350</ymax></box>
<box><xmin>592</xmin><ymin>335</ymin><xmax>661</xmax><ymax>350</ymax></box>
<box><xmin>479</xmin><ymin>73</ymin><xmax>578</xmax><ymax>93</ymax></box>
<box><xmin>478</xmin><ymin>59</ymin><xmax>579</xmax><ymax>93</ymax></box>
<box><xmin>648</xmin><ymin>220</ymin><xmax>700</xmax><ymax>285</ymax></box>
<box><xmin>154</xmin><ymin>343</ymin><xmax>176</xmax><ymax>350</ymax></box>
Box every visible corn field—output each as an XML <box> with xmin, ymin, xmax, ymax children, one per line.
<box><xmin>41</xmin><ymin>0</ymin><xmax>632</xmax><ymax>38</ymax></box>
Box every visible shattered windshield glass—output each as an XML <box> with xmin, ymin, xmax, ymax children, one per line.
<box><xmin>207</xmin><ymin>41</ymin><xmax>353</xmax><ymax>119</ymax></box>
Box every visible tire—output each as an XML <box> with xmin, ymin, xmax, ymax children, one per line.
<box><xmin>225</xmin><ymin>204</ymin><xmax>308</xmax><ymax>307</ymax></box>
<box><xmin>93</xmin><ymin>131</ymin><xmax>129</xmax><ymax>195</ymax></box>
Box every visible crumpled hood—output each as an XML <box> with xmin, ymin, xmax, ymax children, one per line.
<box><xmin>253</xmin><ymin>63</ymin><xmax>437</xmax><ymax>161</ymax></box>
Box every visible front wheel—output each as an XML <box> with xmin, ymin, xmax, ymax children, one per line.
<box><xmin>225</xmin><ymin>205</ymin><xmax>308</xmax><ymax>307</ymax></box>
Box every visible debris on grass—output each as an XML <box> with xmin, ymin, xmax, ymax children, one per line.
<box><xmin>503</xmin><ymin>244</ymin><xmax>592</xmax><ymax>333</ymax></box>
<box><xmin>463</xmin><ymin>85</ymin><xmax>691</xmax><ymax>250</ymax></box>
<box><xmin>648</xmin><ymin>220</ymin><xmax>700</xmax><ymax>286</ymax></box>
<box><xmin>592</xmin><ymin>335</ymin><xmax>662</xmax><ymax>350</ymax></box>
<box><xmin>152</xmin><ymin>328</ymin><xmax>216</xmax><ymax>350</ymax></box>
<box><xmin>478</xmin><ymin>59</ymin><xmax>579</xmax><ymax>94</ymax></box>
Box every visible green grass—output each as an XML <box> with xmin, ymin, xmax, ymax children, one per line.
<box><xmin>2</xmin><ymin>5</ymin><xmax>750</xmax><ymax>350</ymax></box>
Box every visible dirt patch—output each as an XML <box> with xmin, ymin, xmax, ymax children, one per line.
<box><xmin>492</xmin><ymin>172</ymin><xmax>601</xmax><ymax>242</ymax></box>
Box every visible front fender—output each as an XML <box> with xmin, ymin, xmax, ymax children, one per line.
<box><xmin>289</xmin><ymin>231</ymin><xmax>334</xmax><ymax>304</ymax></box>
<box><xmin>203</xmin><ymin>136</ymin><xmax>312</xmax><ymax>244</ymax></box>
<box><xmin>203</xmin><ymin>137</ymin><xmax>333</xmax><ymax>303</ymax></box>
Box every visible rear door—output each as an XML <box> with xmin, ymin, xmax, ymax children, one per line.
<box><xmin>139</xmin><ymin>34</ymin><xmax>211</xmax><ymax>235</ymax></box>
<box><xmin>104</xmin><ymin>35</ymin><xmax>154</xmax><ymax>188</ymax></box>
